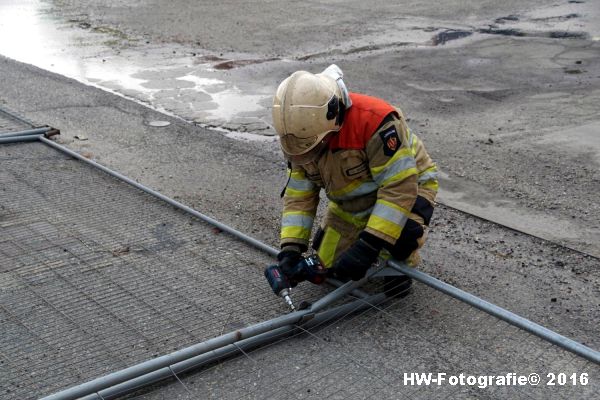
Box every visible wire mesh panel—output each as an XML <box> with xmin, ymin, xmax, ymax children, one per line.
<box><xmin>0</xmin><ymin>142</ymin><xmax>329</xmax><ymax>399</ymax></box>
<box><xmin>1</xmin><ymin>140</ymin><xmax>599</xmax><ymax>400</ymax></box>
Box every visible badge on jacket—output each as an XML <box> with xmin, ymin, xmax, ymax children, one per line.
<box><xmin>379</xmin><ymin>126</ymin><xmax>401</xmax><ymax>156</ymax></box>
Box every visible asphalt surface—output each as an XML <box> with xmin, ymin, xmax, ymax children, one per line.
<box><xmin>0</xmin><ymin>0</ymin><xmax>599</xmax><ymax>398</ymax></box>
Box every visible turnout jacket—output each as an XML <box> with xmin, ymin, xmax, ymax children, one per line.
<box><xmin>280</xmin><ymin>93</ymin><xmax>438</xmax><ymax>250</ymax></box>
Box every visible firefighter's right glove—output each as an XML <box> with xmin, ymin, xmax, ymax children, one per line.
<box><xmin>332</xmin><ymin>234</ymin><xmax>381</xmax><ymax>281</ymax></box>
<box><xmin>277</xmin><ymin>246</ymin><xmax>304</xmax><ymax>287</ymax></box>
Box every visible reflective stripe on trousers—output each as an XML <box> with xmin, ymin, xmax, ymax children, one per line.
<box><xmin>315</xmin><ymin>203</ymin><xmax>427</xmax><ymax>268</ymax></box>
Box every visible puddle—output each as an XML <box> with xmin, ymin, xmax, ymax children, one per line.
<box><xmin>436</xmin><ymin>3</ymin><xmax>597</xmax><ymax>44</ymax></box>
<box><xmin>548</xmin><ymin>31</ymin><xmax>588</xmax><ymax>39</ymax></box>
<box><xmin>0</xmin><ymin>0</ymin><xmax>598</xmax><ymax>138</ymax></box>
<box><xmin>488</xmin><ymin>2</ymin><xmax>600</xmax><ymax>40</ymax></box>
<box><xmin>0</xmin><ymin>0</ymin><xmax>115</xmax><ymax>78</ymax></box>
<box><xmin>0</xmin><ymin>0</ymin><xmax>272</xmax><ymax>134</ymax></box>
<box><xmin>495</xmin><ymin>15</ymin><xmax>520</xmax><ymax>24</ymax></box>
<box><xmin>478</xmin><ymin>28</ymin><xmax>527</xmax><ymax>37</ymax></box>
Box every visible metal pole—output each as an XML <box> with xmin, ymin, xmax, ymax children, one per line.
<box><xmin>0</xmin><ymin>104</ymin><xmax>36</xmax><ymax>127</ymax></box>
<box><xmin>79</xmin><ymin>293</ymin><xmax>388</xmax><ymax>400</ymax></box>
<box><xmin>326</xmin><ymin>278</ymin><xmax>370</xmax><ymax>299</ymax></box>
<box><xmin>388</xmin><ymin>259</ymin><xmax>600</xmax><ymax>365</ymax></box>
<box><xmin>40</xmin><ymin>272</ymin><xmax>375</xmax><ymax>400</ymax></box>
<box><xmin>0</xmin><ymin>127</ymin><xmax>50</xmax><ymax>138</ymax></box>
<box><xmin>0</xmin><ymin>135</ymin><xmax>42</xmax><ymax>144</ymax></box>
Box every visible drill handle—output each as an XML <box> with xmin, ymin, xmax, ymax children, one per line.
<box><xmin>264</xmin><ymin>264</ymin><xmax>291</xmax><ymax>295</ymax></box>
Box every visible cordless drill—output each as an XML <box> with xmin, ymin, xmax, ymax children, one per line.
<box><xmin>264</xmin><ymin>255</ymin><xmax>328</xmax><ymax>311</ymax></box>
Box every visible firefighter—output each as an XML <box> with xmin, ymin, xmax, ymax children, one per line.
<box><xmin>273</xmin><ymin>65</ymin><xmax>438</xmax><ymax>295</ymax></box>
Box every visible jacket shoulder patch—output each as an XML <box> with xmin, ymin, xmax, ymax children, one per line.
<box><xmin>379</xmin><ymin>126</ymin><xmax>401</xmax><ymax>157</ymax></box>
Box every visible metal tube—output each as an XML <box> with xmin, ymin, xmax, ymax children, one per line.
<box><xmin>40</xmin><ymin>274</ymin><xmax>372</xmax><ymax>400</ymax></box>
<box><xmin>388</xmin><ymin>259</ymin><xmax>600</xmax><ymax>365</ymax></box>
<box><xmin>326</xmin><ymin>278</ymin><xmax>370</xmax><ymax>299</ymax></box>
<box><xmin>0</xmin><ymin>104</ymin><xmax>36</xmax><ymax>127</ymax></box>
<box><xmin>0</xmin><ymin>127</ymin><xmax>50</xmax><ymax>138</ymax></box>
<box><xmin>0</xmin><ymin>134</ymin><xmax>42</xmax><ymax>144</ymax></box>
<box><xmin>40</xmin><ymin>137</ymin><xmax>276</xmax><ymax>256</ymax></box>
<box><xmin>80</xmin><ymin>293</ymin><xmax>388</xmax><ymax>400</ymax></box>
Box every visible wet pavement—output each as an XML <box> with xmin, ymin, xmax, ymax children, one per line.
<box><xmin>0</xmin><ymin>65</ymin><xmax>598</xmax><ymax>398</ymax></box>
<box><xmin>0</xmin><ymin>0</ymin><xmax>274</xmax><ymax>133</ymax></box>
<box><xmin>1</xmin><ymin>0</ymin><xmax>598</xmax><ymax>135</ymax></box>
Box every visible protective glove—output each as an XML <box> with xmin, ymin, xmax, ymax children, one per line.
<box><xmin>277</xmin><ymin>246</ymin><xmax>304</xmax><ymax>287</ymax></box>
<box><xmin>286</xmin><ymin>255</ymin><xmax>328</xmax><ymax>285</ymax></box>
<box><xmin>388</xmin><ymin>219</ymin><xmax>424</xmax><ymax>261</ymax></box>
<box><xmin>332</xmin><ymin>233</ymin><xmax>381</xmax><ymax>281</ymax></box>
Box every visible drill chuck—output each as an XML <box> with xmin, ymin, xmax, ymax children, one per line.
<box><xmin>279</xmin><ymin>288</ymin><xmax>296</xmax><ymax>311</ymax></box>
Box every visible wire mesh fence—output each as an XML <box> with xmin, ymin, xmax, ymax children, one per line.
<box><xmin>1</xmin><ymin>139</ymin><xmax>598</xmax><ymax>400</ymax></box>
<box><xmin>0</xmin><ymin>141</ymin><xmax>328</xmax><ymax>399</ymax></box>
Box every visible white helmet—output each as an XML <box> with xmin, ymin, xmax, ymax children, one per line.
<box><xmin>272</xmin><ymin>69</ymin><xmax>345</xmax><ymax>162</ymax></box>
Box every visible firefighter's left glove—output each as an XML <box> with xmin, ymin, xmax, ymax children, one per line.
<box><xmin>333</xmin><ymin>233</ymin><xmax>381</xmax><ymax>281</ymax></box>
<box><xmin>277</xmin><ymin>246</ymin><xmax>304</xmax><ymax>287</ymax></box>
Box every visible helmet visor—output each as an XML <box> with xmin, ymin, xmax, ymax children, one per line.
<box><xmin>280</xmin><ymin>132</ymin><xmax>320</xmax><ymax>156</ymax></box>
<box><xmin>286</xmin><ymin>132</ymin><xmax>334</xmax><ymax>165</ymax></box>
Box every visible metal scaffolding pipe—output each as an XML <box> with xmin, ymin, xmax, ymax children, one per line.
<box><xmin>0</xmin><ymin>134</ymin><xmax>42</xmax><ymax>144</ymax></box>
<box><xmin>388</xmin><ymin>260</ymin><xmax>600</xmax><ymax>365</ymax></box>
<box><xmin>0</xmin><ymin>126</ymin><xmax>50</xmax><ymax>138</ymax></box>
<box><xmin>79</xmin><ymin>292</ymin><xmax>388</xmax><ymax>400</ymax></box>
<box><xmin>40</xmin><ymin>273</ymin><xmax>374</xmax><ymax>400</ymax></box>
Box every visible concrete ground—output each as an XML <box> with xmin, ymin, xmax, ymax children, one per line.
<box><xmin>0</xmin><ymin>0</ymin><xmax>599</xmax><ymax>399</ymax></box>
